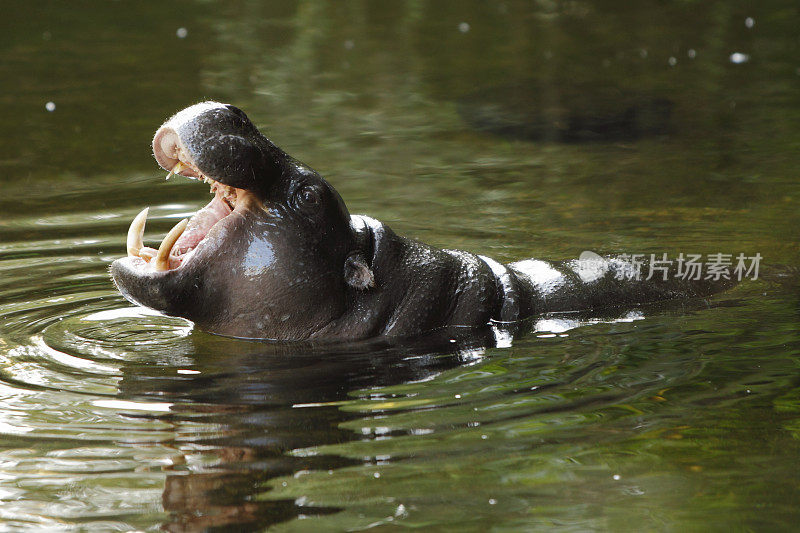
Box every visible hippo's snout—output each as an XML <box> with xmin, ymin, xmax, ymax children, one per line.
<box><xmin>113</xmin><ymin>102</ymin><xmax>279</xmax><ymax>316</ymax></box>
<box><xmin>111</xmin><ymin>102</ymin><xmax>359</xmax><ymax>339</ymax></box>
<box><xmin>152</xmin><ymin>101</ymin><xmax>283</xmax><ymax>198</ymax></box>
<box><xmin>115</xmin><ymin>102</ymin><xmax>288</xmax><ymax>279</ymax></box>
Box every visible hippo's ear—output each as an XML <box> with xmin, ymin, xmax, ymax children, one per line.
<box><xmin>344</xmin><ymin>253</ymin><xmax>375</xmax><ymax>290</ymax></box>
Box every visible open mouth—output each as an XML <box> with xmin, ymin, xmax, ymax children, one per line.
<box><xmin>126</xmin><ymin>161</ymin><xmax>250</xmax><ymax>272</ymax></box>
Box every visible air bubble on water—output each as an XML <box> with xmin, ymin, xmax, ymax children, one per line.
<box><xmin>45</xmin><ymin>102</ymin><xmax>56</xmax><ymax>112</ymax></box>
<box><xmin>687</xmin><ymin>49</ymin><xmax>696</xmax><ymax>59</ymax></box>
<box><xmin>730</xmin><ymin>52</ymin><xmax>750</xmax><ymax>64</ymax></box>
<box><xmin>458</xmin><ymin>22</ymin><xmax>470</xmax><ymax>33</ymax></box>
<box><xmin>176</xmin><ymin>27</ymin><xmax>188</xmax><ymax>39</ymax></box>
<box><xmin>745</xmin><ymin>17</ymin><xmax>755</xmax><ymax>29</ymax></box>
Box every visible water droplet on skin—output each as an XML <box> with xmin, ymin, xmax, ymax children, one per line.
<box><xmin>458</xmin><ymin>22</ymin><xmax>470</xmax><ymax>33</ymax></box>
<box><xmin>45</xmin><ymin>102</ymin><xmax>55</xmax><ymax>112</ymax></box>
<box><xmin>176</xmin><ymin>27</ymin><xmax>188</xmax><ymax>39</ymax></box>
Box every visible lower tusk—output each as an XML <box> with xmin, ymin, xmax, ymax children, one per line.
<box><xmin>154</xmin><ymin>219</ymin><xmax>188</xmax><ymax>271</ymax></box>
<box><xmin>126</xmin><ymin>207</ymin><xmax>149</xmax><ymax>257</ymax></box>
<box><xmin>166</xmin><ymin>161</ymin><xmax>184</xmax><ymax>180</ymax></box>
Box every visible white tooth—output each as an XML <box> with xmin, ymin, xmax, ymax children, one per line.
<box><xmin>166</xmin><ymin>161</ymin><xmax>184</xmax><ymax>180</ymax></box>
<box><xmin>154</xmin><ymin>219</ymin><xmax>188</xmax><ymax>271</ymax></box>
<box><xmin>126</xmin><ymin>207</ymin><xmax>149</xmax><ymax>257</ymax></box>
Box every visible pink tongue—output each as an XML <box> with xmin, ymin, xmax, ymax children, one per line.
<box><xmin>173</xmin><ymin>195</ymin><xmax>231</xmax><ymax>254</ymax></box>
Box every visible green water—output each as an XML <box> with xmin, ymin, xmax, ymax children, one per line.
<box><xmin>1</xmin><ymin>1</ymin><xmax>799</xmax><ymax>530</ymax></box>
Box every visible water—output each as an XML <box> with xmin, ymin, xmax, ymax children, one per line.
<box><xmin>1</xmin><ymin>1</ymin><xmax>799</xmax><ymax>530</ymax></box>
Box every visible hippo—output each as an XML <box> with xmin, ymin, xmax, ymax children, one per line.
<box><xmin>110</xmin><ymin>102</ymin><xmax>733</xmax><ymax>341</ymax></box>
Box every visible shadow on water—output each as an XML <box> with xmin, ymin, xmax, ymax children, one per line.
<box><xmin>457</xmin><ymin>81</ymin><xmax>673</xmax><ymax>143</ymax></box>
<box><xmin>117</xmin><ymin>328</ymin><xmax>494</xmax><ymax>531</ymax></box>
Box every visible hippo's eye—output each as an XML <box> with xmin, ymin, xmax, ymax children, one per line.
<box><xmin>295</xmin><ymin>186</ymin><xmax>321</xmax><ymax>210</ymax></box>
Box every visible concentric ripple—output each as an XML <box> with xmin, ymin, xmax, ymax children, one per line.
<box><xmin>0</xmin><ymin>180</ymin><xmax>214</xmax><ymax>529</ymax></box>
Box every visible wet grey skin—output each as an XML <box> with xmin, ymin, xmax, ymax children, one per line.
<box><xmin>110</xmin><ymin>102</ymin><xmax>734</xmax><ymax>341</ymax></box>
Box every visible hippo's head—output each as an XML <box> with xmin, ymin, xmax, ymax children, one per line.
<box><xmin>110</xmin><ymin>102</ymin><xmax>375</xmax><ymax>340</ymax></box>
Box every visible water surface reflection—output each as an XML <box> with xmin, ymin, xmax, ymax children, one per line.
<box><xmin>118</xmin><ymin>330</ymin><xmax>491</xmax><ymax>531</ymax></box>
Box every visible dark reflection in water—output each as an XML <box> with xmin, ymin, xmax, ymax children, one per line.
<box><xmin>118</xmin><ymin>330</ymin><xmax>492</xmax><ymax>531</ymax></box>
<box><xmin>458</xmin><ymin>82</ymin><xmax>673</xmax><ymax>142</ymax></box>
